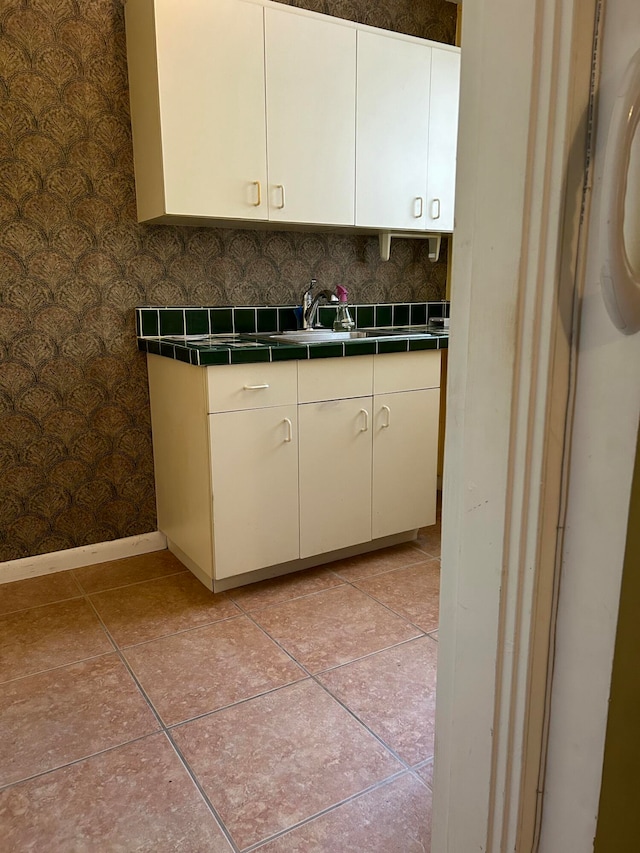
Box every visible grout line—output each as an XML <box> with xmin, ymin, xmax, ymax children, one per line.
<box><xmin>0</xmin><ymin>650</ymin><xmax>116</xmax><ymax>688</ymax></box>
<box><xmin>159</xmin><ymin>729</ymin><xmax>241</xmax><ymax>853</ymax></box>
<box><xmin>72</xmin><ymin>568</ymin><xmax>188</xmax><ymax>596</ymax></box>
<box><xmin>310</xmin><ymin>673</ymin><xmax>415</xmax><ymax>771</ymax></box>
<box><xmin>410</xmin><ymin>765</ymin><xmax>434</xmax><ymax>792</ymax></box>
<box><xmin>227</xmin><ymin>580</ymin><xmax>348</xmax><ymax>615</ymax></box>
<box><xmin>242</xmin><ymin>770</ymin><xmax>410</xmax><ymax>852</ymax></box>
<box><xmin>341</xmin><ymin>575</ymin><xmax>435</xmax><ymax>637</ymax></box>
<box><xmin>115</xmin><ymin>611</ymin><xmax>245</xmax><ymax>651</ymax></box>
<box><xmin>330</xmin><ymin>550</ymin><xmax>439</xmax><ymax>582</ymax></box>
<box><xmin>0</xmin><ymin>731</ymin><xmax>162</xmax><ymax>795</ymax></box>
<box><xmin>409</xmin><ymin>542</ymin><xmax>441</xmax><ymax>560</ymax></box>
<box><xmin>167</xmin><ymin>676</ymin><xmax>313</xmax><ymax>733</ymax></box>
<box><xmin>310</xmin><ymin>633</ymin><xmax>432</xmax><ymax>677</ymax></box>
<box><xmin>81</xmin><ymin>592</ymin><xmax>241</xmax><ymax>853</ymax></box>
<box><xmin>0</xmin><ymin>592</ymin><xmax>85</xmax><ymax>619</ymax></box>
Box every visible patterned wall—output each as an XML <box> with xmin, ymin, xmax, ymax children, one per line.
<box><xmin>0</xmin><ymin>0</ymin><xmax>456</xmax><ymax>562</ymax></box>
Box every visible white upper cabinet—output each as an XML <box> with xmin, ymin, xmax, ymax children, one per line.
<box><xmin>356</xmin><ymin>30</ymin><xmax>432</xmax><ymax>230</ymax></box>
<box><xmin>264</xmin><ymin>7</ymin><xmax>356</xmax><ymax>226</ymax></box>
<box><xmin>125</xmin><ymin>0</ymin><xmax>268</xmax><ymax>222</ymax></box>
<box><xmin>125</xmin><ymin>0</ymin><xmax>460</xmax><ymax>234</ymax></box>
<box><xmin>425</xmin><ymin>47</ymin><xmax>461</xmax><ymax>232</ymax></box>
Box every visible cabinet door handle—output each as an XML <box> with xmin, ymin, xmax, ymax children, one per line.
<box><xmin>431</xmin><ymin>198</ymin><xmax>441</xmax><ymax>220</ymax></box>
<box><xmin>276</xmin><ymin>184</ymin><xmax>285</xmax><ymax>209</ymax></box>
<box><xmin>381</xmin><ymin>405</ymin><xmax>391</xmax><ymax>428</ymax></box>
<box><xmin>283</xmin><ymin>417</ymin><xmax>293</xmax><ymax>443</ymax></box>
<box><xmin>252</xmin><ymin>181</ymin><xmax>261</xmax><ymax>207</ymax></box>
<box><xmin>414</xmin><ymin>196</ymin><xmax>424</xmax><ymax>218</ymax></box>
<box><xmin>243</xmin><ymin>383</ymin><xmax>269</xmax><ymax>390</ymax></box>
<box><xmin>360</xmin><ymin>408</ymin><xmax>369</xmax><ymax>432</ymax></box>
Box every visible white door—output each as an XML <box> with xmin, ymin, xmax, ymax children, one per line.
<box><xmin>355</xmin><ymin>30</ymin><xmax>431</xmax><ymax>230</ymax></box>
<box><xmin>209</xmin><ymin>405</ymin><xmax>299</xmax><ymax>579</ymax></box>
<box><xmin>298</xmin><ymin>397</ymin><xmax>372</xmax><ymax>558</ymax></box>
<box><xmin>425</xmin><ymin>48</ymin><xmax>460</xmax><ymax>232</ymax></box>
<box><xmin>264</xmin><ymin>7</ymin><xmax>356</xmax><ymax>226</ymax></box>
<box><xmin>372</xmin><ymin>390</ymin><xmax>439</xmax><ymax>539</ymax></box>
<box><xmin>155</xmin><ymin>0</ymin><xmax>268</xmax><ymax>219</ymax></box>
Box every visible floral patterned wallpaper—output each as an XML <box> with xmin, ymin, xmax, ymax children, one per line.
<box><xmin>0</xmin><ymin>0</ymin><xmax>456</xmax><ymax>562</ymax></box>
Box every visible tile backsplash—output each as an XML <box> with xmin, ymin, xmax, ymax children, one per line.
<box><xmin>137</xmin><ymin>302</ymin><xmax>450</xmax><ymax>338</ymax></box>
<box><xmin>0</xmin><ymin>0</ymin><xmax>456</xmax><ymax>562</ymax></box>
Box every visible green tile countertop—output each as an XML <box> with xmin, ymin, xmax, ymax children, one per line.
<box><xmin>136</xmin><ymin>304</ymin><xmax>449</xmax><ymax>367</ymax></box>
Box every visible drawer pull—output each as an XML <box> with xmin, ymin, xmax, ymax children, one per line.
<box><xmin>283</xmin><ymin>417</ymin><xmax>293</xmax><ymax>443</ymax></box>
<box><xmin>381</xmin><ymin>404</ymin><xmax>391</xmax><ymax>428</ymax></box>
<box><xmin>243</xmin><ymin>383</ymin><xmax>270</xmax><ymax>390</ymax></box>
<box><xmin>360</xmin><ymin>408</ymin><xmax>369</xmax><ymax>432</ymax></box>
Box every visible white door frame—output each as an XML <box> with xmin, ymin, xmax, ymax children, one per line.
<box><xmin>432</xmin><ymin>0</ymin><xmax>601</xmax><ymax>849</ymax></box>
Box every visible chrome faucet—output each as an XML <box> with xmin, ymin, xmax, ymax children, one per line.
<box><xmin>305</xmin><ymin>290</ymin><xmax>339</xmax><ymax>329</ymax></box>
<box><xmin>301</xmin><ymin>279</ymin><xmax>316</xmax><ymax>328</ymax></box>
<box><xmin>301</xmin><ymin>280</ymin><xmax>338</xmax><ymax>329</ymax></box>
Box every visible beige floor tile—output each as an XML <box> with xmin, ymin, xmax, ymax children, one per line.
<box><xmin>228</xmin><ymin>567</ymin><xmax>344</xmax><ymax>612</ymax></box>
<box><xmin>73</xmin><ymin>549</ymin><xmax>187</xmax><ymax>594</ymax></box>
<box><xmin>413</xmin><ymin>526</ymin><xmax>441</xmax><ymax>558</ymax></box>
<box><xmin>257</xmin><ymin>773</ymin><xmax>431</xmax><ymax>853</ymax></box>
<box><xmin>125</xmin><ymin>616</ymin><xmax>305</xmax><ymax>725</ymax></box>
<box><xmin>415</xmin><ymin>759</ymin><xmax>434</xmax><ymax>788</ymax></box>
<box><xmin>174</xmin><ymin>680</ymin><xmax>402</xmax><ymax>850</ymax></box>
<box><xmin>318</xmin><ymin>636</ymin><xmax>438</xmax><ymax>765</ymax></box>
<box><xmin>0</xmin><ymin>571</ymin><xmax>82</xmax><ymax>617</ymax></box>
<box><xmin>329</xmin><ymin>543</ymin><xmax>429</xmax><ymax>581</ymax></box>
<box><xmin>0</xmin><ymin>598</ymin><xmax>113</xmax><ymax>683</ymax></box>
<box><xmin>0</xmin><ymin>655</ymin><xmax>159</xmax><ymax>788</ymax></box>
<box><xmin>0</xmin><ymin>734</ymin><xmax>233</xmax><ymax>852</ymax></box>
<box><xmin>90</xmin><ymin>572</ymin><xmax>239</xmax><ymax>647</ymax></box>
<box><xmin>252</xmin><ymin>585</ymin><xmax>422</xmax><ymax>673</ymax></box>
<box><xmin>354</xmin><ymin>560</ymin><xmax>440</xmax><ymax>632</ymax></box>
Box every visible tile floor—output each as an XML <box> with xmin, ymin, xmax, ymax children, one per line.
<box><xmin>0</xmin><ymin>522</ymin><xmax>441</xmax><ymax>852</ymax></box>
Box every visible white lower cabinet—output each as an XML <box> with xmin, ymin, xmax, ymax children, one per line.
<box><xmin>372</xmin><ymin>389</ymin><xmax>440</xmax><ymax>539</ymax></box>
<box><xmin>299</xmin><ymin>397</ymin><xmax>373</xmax><ymax>558</ymax></box>
<box><xmin>147</xmin><ymin>351</ymin><xmax>440</xmax><ymax>589</ymax></box>
<box><xmin>209</xmin><ymin>405</ymin><xmax>299</xmax><ymax>579</ymax></box>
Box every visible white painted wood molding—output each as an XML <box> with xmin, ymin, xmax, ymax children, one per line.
<box><xmin>0</xmin><ymin>532</ymin><xmax>167</xmax><ymax>585</ymax></box>
<box><xmin>433</xmin><ymin>0</ymin><xmax>598</xmax><ymax>850</ymax></box>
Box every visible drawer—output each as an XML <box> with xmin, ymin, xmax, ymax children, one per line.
<box><xmin>373</xmin><ymin>351</ymin><xmax>441</xmax><ymax>394</ymax></box>
<box><xmin>298</xmin><ymin>355</ymin><xmax>373</xmax><ymax>403</ymax></box>
<box><xmin>206</xmin><ymin>362</ymin><xmax>297</xmax><ymax>413</ymax></box>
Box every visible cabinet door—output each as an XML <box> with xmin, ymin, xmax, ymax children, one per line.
<box><xmin>299</xmin><ymin>398</ymin><xmax>372</xmax><ymax>558</ymax></box>
<box><xmin>209</xmin><ymin>405</ymin><xmax>299</xmax><ymax>579</ymax></box>
<box><xmin>372</xmin><ymin>390</ymin><xmax>440</xmax><ymax>539</ymax></box>
<box><xmin>356</xmin><ymin>31</ymin><xmax>431</xmax><ymax>230</ymax></box>
<box><xmin>425</xmin><ymin>47</ymin><xmax>461</xmax><ymax>232</ymax></box>
<box><xmin>154</xmin><ymin>0</ymin><xmax>268</xmax><ymax>220</ymax></box>
<box><xmin>264</xmin><ymin>7</ymin><xmax>356</xmax><ymax>226</ymax></box>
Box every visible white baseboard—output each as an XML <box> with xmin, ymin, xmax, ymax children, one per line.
<box><xmin>0</xmin><ymin>532</ymin><xmax>168</xmax><ymax>585</ymax></box>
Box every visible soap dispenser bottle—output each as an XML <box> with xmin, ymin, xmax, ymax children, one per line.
<box><xmin>333</xmin><ymin>285</ymin><xmax>355</xmax><ymax>331</ymax></box>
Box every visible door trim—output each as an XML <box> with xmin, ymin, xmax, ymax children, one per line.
<box><xmin>432</xmin><ymin>1</ymin><xmax>598</xmax><ymax>850</ymax></box>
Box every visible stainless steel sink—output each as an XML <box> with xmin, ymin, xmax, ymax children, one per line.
<box><xmin>262</xmin><ymin>330</ymin><xmax>368</xmax><ymax>343</ymax></box>
<box><xmin>250</xmin><ymin>326</ymin><xmax>444</xmax><ymax>345</ymax></box>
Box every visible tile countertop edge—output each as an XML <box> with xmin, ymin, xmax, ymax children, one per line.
<box><xmin>137</xmin><ymin>333</ymin><xmax>448</xmax><ymax>366</ymax></box>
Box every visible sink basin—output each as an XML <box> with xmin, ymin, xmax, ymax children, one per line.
<box><xmin>251</xmin><ymin>326</ymin><xmax>444</xmax><ymax>345</ymax></box>
<box><xmin>266</xmin><ymin>330</ymin><xmax>367</xmax><ymax>343</ymax></box>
